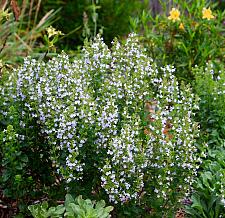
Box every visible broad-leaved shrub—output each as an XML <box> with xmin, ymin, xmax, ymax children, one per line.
<box><xmin>184</xmin><ymin>62</ymin><xmax>225</xmax><ymax>218</ymax></box>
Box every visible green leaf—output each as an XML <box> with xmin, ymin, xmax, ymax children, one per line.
<box><xmin>42</xmin><ymin>201</ymin><xmax>49</xmax><ymax>211</ymax></box>
<box><xmin>28</xmin><ymin>202</ymin><xmax>49</xmax><ymax>218</ymax></box>
<box><xmin>201</xmin><ymin>171</ymin><xmax>213</xmax><ymax>188</ymax></box>
<box><xmin>69</xmin><ymin>203</ymin><xmax>84</xmax><ymax>216</ymax></box>
<box><xmin>95</xmin><ymin>200</ymin><xmax>105</xmax><ymax>210</ymax></box>
<box><xmin>99</xmin><ymin>212</ymin><xmax>109</xmax><ymax>218</ymax></box>
<box><xmin>76</xmin><ymin>195</ymin><xmax>83</xmax><ymax>207</ymax></box>
<box><xmin>55</xmin><ymin>205</ymin><xmax>65</xmax><ymax>215</ymax></box>
<box><xmin>64</xmin><ymin>211</ymin><xmax>75</xmax><ymax>218</ymax></box>
<box><xmin>84</xmin><ymin>199</ymin><xmax>92</xmax><ymax>207</ymax></box>
<box><xmin>2</xmin><ymin>171</ymin><xmax>11</xmax><ymax>182</ymax></box>
<box><xmin>208</xmin><ymin>194</ymin><xmax>220</xmax><ymax>211</ymax></box>
<box><xmin>86</xmin><ymin>207</ymin><xmax>97</xmax><ymax>218</ymax></box>
<box><xmin>191</xmin><ymin>194</ymin><xmax>204</xmax><ymax>212</ymax></box>
<box><xmin>185</xmin><ymin>206</ymin><xmax>202</xmax><ymax>217</ymax></box>
<box><xmin>104</xmin><ymin>206</ymin><xmax>113</xmax><ymax>213</ymax></box>
<box><xmin>96</xmin><ymin>208</ymin><xmax>104</xmax><ymax>217</ymax></box>
<box><xmin>65</xmin><ymin>194</ymin><xmax>75</xmax><ymax>208</ymax></box>
<box><xmin>21</xmin><ymin>156</ymin><xmax>28</xmax><ymax>163</ymax></box>
<box><xmin>47</xmin><ymin>207</ymin><xmax>56</xmax><ymax>216</ymax></box>
<box><xmin>46</xmin><ymin>205</ymin><xmax>64</xmax><ymax>217</ymax></box>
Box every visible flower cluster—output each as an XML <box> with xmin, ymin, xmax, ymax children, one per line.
<box><xmin>145</xmin><ymin>66</ymin><xmax>201</xmax><ymax>200</ymax></box>
<box><xmin>3</xmin><ymin>34</ymin><xmax>200</xmax><ymax>207</ymax></box>
<box><xmin>46</xmin><ymin>26</ymin><xmax>64</xmax><ymax>38</ymax></box>
<box><xmin>168</xmin><ymin>6</ymin><xmax>215</xmax><ymax>31</ymax></box>
<box><xmin>100</xmin><ymin>118</ymin><xmax>145</xmax><ymax>203</ymax></box>
<box><xmin>15</xmin><ymin>53</ymin><xmax>98</xmax><ymax>181</ymax></box>
<box><xmin>168</xmin><ymin>7</ymin><xmax>215</xmax><ymax>23</ymax></box>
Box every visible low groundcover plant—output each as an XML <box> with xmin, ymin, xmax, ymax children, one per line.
<box><xmin>28</xmin><ymin>194</ymin><xmax>113</xmax><ymax>218</ymax></box>
<box><xmin>0</xmin><ymin>33</ymin><xmax>202</xmax><ymax>216</ymax></box>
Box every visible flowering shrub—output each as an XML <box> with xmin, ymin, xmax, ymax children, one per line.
<box><xmin>1</xmin><ymin>34</ymin><xmax>201</xmax><ymax>216</ymax></box>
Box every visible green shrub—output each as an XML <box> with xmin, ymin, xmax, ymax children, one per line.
<box><xmin>1</xmin><ymin>34</ymin><xmax>201</xmax><ymax>217</ymax></box>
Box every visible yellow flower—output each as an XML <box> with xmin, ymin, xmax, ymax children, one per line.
<box><xmin>179</xmin><ymin>22</ymin><xmax>185</xmax><ymax>30</ymax></box>
<box><xmin>46</xmin><ymin>26</ymin><xmax>64</xmax><ymax>38</ymax></box>
<box><xmin>168</xmin><ymin>8</ymin><xmax>180</xmax><ymax>22</ymax></box>
<box><xmin>202</xmin><ymin>7</ymin><xmax>214</xmax><ymax>20</ymax></box>
<box><xmin>0</xmin><ymin>9</ymin><xmax>11</xmax><ymax>21</ymax></box>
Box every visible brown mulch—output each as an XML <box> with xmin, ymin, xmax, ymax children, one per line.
<box><xmin>0</xmin><ymin>189</ymin><xmax>18</xmax><ymax>218</ymax></box>
<box><xmin>0</xmin><ymin>165</ymin><xmax>17</xmax><ymax>218</ymax></box>
<box><xmin>175</xmin><ymin>208</ymin><xmax>186</xmax><ymax>218</ymax></box>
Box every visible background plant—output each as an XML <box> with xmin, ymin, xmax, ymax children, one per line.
<box><xmin>184</xmin><ymin>61</ymin><xmax>225</xmax><ymax>217</ymax></box>
<box><xmin>130</xmin><ymin>0</ymin><xmax>225</xmax><ymax>82</ymax></box>
<box><xmin>39</xmin><ymin>0</ymin><xmax>148</xmax><ymax>50</ymax></box>
<box><xmin>193</xmin><ymin>63</ymin><xmax>225</xmax><ymax>148</ymax></box>
<box><xmin>0</xmin><ymin>0</ymin><xmax>59</xmax><ymax>66</ymax></box>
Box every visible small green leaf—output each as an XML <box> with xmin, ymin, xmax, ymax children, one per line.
<box><xmin>76</xmin><ymin>195</ymin><xmax>83</xmax><ymax>206</ymax></box>
<box><xmin>47</xmin><ymin>207</ymin><xmax>56</xmax><ymax>216</ymax></box>
<box><xmin>69</xmin><ymin>203</ymin><xmax>83</xmax><ymax>216</ymax></box>
<box><xmin>191</xmin><ymin>194</ymin><xmax>204</xmax><ymax>212</ymax></box>
<box><xmin>65</xmin><ymin>194</ymin><xmax>75</xmax><ymax>207</ymax></box>
<box><xmin>95</xmin><ymin>200</ymin><xmax>105</xmax><ymax>209</ymax></box>
<box><xmin>55</xmin><ymin>205</ymin><xmax>65</xmax><ymax>215</ymax></box>
<box><xmin>42</xmin><ymin>201</ymin><xmax>49</xmax><ymax>210</ymax></box>
<box><xmin>104</xmin><ymin>206</ymin><xmax>113</xmax><ymax>213</ymax></box>
<box><xmin>202</xmin><ymin>171</ymin><xmax>213</xmax><ymax>188</ymax></box>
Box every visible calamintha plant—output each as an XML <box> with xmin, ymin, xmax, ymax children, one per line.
<box><xmin>1</xmin><ymin>34</ymin><xmax>202</xmax><ymax>217</ymax></box>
